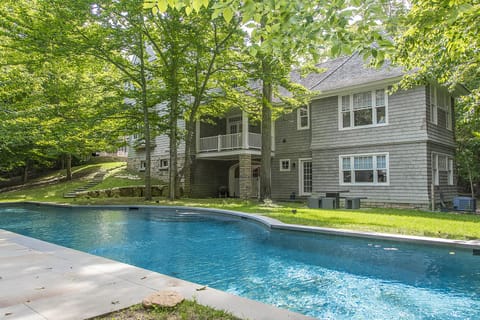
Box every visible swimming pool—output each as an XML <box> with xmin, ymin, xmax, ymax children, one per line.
<box><xmin>1</xmin><ymin>204</ymin><xmax>479</xmax><ymax>319</ymax></box>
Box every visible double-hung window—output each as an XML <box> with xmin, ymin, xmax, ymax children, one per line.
<box><xmin>432</xmin><ymin>152</ymin><xmax>454</xmax><ymax>186</ymax></box>
<box><xmin>340</xmin><ymin>153</ymin><xmax>389</xmax><ymax>185</ymax></box>
<box><xmin>429</xmin><ymin>84</ymin><xmax>453</xmax><ymax>130</ymax></box>
<box><xmin>339</xmin><ymin>89</ymin><xmax>387</xmax><ymax>129</ymax></box>
<box><xmin>297</xmin><ymin>105</ymin><xmax>310</xmax><ymax>130</ymax></box>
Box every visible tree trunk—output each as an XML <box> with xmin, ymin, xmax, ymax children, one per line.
<box><xmin>66</xmin><ymin>153</ymin><xmax>72</xmax><ymax>181</ymax></box>
<box><xmin>22</xmin><ymin>161</ymin><xmax>29</xmax><ymax>184</ymax></box>
<box><xmin>260</xmin><ymin>59</ymin><xmax>273</xmax><ymax>201</ymax></box>
<box><xmin>183</xmin><ymin>118</ymin><xmax>197</xmax><ymax>197</ymax></box>
<box><xmin>169</xmin><ymin>100</ymin><xmax>178</xmax><ymax>200</ymax></box>
<box><xmin>468</xmin><ymin>170</ymin><xmax>474</xmax><ymax>198</ymax></box>
<box><xmin>139</xmin><ymin>25</ymin><xmax>152</xmax><ymax>201</ymax></box>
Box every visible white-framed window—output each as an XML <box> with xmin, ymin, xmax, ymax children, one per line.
<box><xmin>432</xmin><ymin>152</ymin><xmax>454</xmax><ymax>186</ymax></box>
<box><xmin>340</xmin><ymin>153</ymin><xmax>389</xmax><ymax>185</ymax></box>
<box><xmin>429</xmin><ymin>84</ymin><xmax>453</xmax><ymax>130</ymax></box>
<box><xmin>299</xmin><ymin>158</ymin><xmax>312</xmax><ymax>195</ymax></box>
<box><xmin>339</xmin><ymin>88</ymin><xmax>387</xmax><ymax>129</ymax></box>
<box><xmin>139</xmin><ymin>160</ymin><xmax>146</xmax><ymax>172</ymax></box>
<box><xmin>432</xmin><ymin>153</ymin><xmax>439</xmax><ymax>186</ymax></box>
<box><xmin>297</xmin><ymin>105</ymin><xmax>310</xmax><ymax>130</ymax></box>
<box><xmin>448</xmin><ymin>158</ymin><xmax>454</xmax><ymax>185</ymax></box>
<box><xmin>159</xmin><ymin>159</ymin><xmax>169</xmax><ymax>169</ymax></box>
<box><xmin>280</xmin><ymin>159</ymin><xmax>291</xmax><ymax>172</ymax></box>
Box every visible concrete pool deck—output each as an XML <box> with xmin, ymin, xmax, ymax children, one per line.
<box><xmin>0</xmin><ymin>229</ymin><xmax>314</xmax><ymax>320</ymax></box>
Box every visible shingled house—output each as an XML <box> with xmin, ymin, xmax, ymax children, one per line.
<box><xmin>128</xmin><ymin>54</ymin><xmax>464</xmax><ymax>208</ymax></box>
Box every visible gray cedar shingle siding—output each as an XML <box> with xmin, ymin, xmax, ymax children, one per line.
<box><xmin>312</xmin><ymin>142</ymin><xmax>430</xmax><ymax>205</ymax></box>
<box><xmin>427</xmin><ymin>142</ymin><xmax>456</xmax><ymax>204</ymax></box>
<box><xmin>310</xmin><ymin>86</ymin><xmax>428</xmax><ymax>151</ymax></box>
<box><xmin>425</xmin><ymin>86</ymin><xmax>455</xmax><ymax>147</ymax></box>
<box><xmin>272</xmin><ymin>110</ymin><xmax>312</xmax><ymax>199</ymax></box>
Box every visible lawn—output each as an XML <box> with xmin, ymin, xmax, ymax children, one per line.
<box><xmin>92</xmin><ymin>301</ymin><xmax>240</xmax><ymax>320</ymax></box>
<box><xmin>1</xmin><ymin>162</ymin><xmax>479</xmax><ymax>240</ymax></box>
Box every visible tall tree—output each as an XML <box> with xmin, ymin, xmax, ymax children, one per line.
<box><xmin>0</xmin><ymin>0</ymin><xmax>127</xmax><ymax>181</ymax></box>
<box><xmin>147</xmin><ymin>0</ymin><xmax>391</xmax><ymax>200</ymax></box>
<box><xmin>384</xmin><ymin>0</ymin><xmax>480</xmax><ymax>194</ymax></box>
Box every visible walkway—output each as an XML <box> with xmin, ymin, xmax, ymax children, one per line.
<box><xmin>0</xmin><ymin>229</ymin><xmax>313</xmax><ymax>320</ymax></box>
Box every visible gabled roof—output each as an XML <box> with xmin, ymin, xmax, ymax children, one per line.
<box><xmin>291</xmin><ymin>53</ymin><xmax>404</xmax><ymax>95</ymax></box>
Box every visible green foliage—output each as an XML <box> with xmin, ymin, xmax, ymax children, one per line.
<box><xmin>387</xmin><ymin>0</ymin><xmax>480</xmax><ymax>193</ymax></box>
<box><xmin>0</xmin><ymin>0</ymin><xmax>128</xmax><ymax>173</ymax></box>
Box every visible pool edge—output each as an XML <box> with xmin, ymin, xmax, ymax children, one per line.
<box><xmin>6</xmin><ymin>201</ymin><xmax>480</xmax><ymax>250</ymax></box>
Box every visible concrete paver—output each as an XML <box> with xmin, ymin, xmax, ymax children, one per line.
<box><xmin>0</xmin><ymin>229</ymin><xmax>314</xmax><ymax>320</ymax></box>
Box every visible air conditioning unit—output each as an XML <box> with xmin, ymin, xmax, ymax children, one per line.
<box><xmin>453</xmin><ymin>197</ymin><xmax>477</xmax><ymax>212</ymax></box>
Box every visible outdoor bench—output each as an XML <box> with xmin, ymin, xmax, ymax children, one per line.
<box><xmin>345</xmin><ymin>197</ymin><xmax>368</xmax><ymax>209</ymax></box>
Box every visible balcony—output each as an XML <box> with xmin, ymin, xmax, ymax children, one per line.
<box><xmin>199</xmin><ymin>132</ymin><xmax>261</xmax><ymax>152</ymax></box>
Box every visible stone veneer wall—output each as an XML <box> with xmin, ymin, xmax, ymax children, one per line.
<box><xmin>127</xmin><ymin>155</ymin><xmax>184</xmax><ymax>183</ymax></box>
<box><xmin>239</xmin><ymin>153</ymin><xmax>251</xmax><ymax>199</ymax></box>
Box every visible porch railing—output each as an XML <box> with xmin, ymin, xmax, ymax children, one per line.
<box><xmin>199</xmin><ymin>132</ymin><xmax>261</xmax><ymax>152</ymax></box>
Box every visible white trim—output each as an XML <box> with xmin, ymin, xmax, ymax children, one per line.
<box><xmin>432</xmin><ymin>152</ymin><xmax>439</xmax><ymax>186</ymax></box>
<box><xmin>159</xmin><ymin>158</ymin><xmax>169</xmax><ymax>169</ymax></box>
<box><xmin>297</xmin><ymin>105</ymin><xmax>310</xmax><ymax>130</ymax></box>
<box><xmin>339</xmin><ymin>152</ymin><xmax>390</xmax><ymax>186</ymax></box>
<box><xmin>448</xmin><ymin>158</ymin><xmax>454</xmax><ymax>185</ymax></box>
<box><xmin>242</xmin><ymin>110</ymin><xmax>249</xmax><ymax>149</ymax></box>
<box><xmin>431</xmin><ymin>151</ymin><xmax>454</xmax><ymax>186</ymax></box>
<box><xmin>338</xmin><ymin>87</ymin><xmax>389</xmax><ymax>130</ymax></box>
<box><xmin>279</xmin><ymin>159</ymin><xmax>291</xmax><ymax>172</ymax></box>
<box><xmin>227</xmin><ymin>114</ymin><xmax>242</xmax><ymax>134</ymax></box>
<box><xmin>298</xmin><ymin>158</ymin><xmax>313</xmax><ymax>196</ymax></box>
<box><xmin>196</xmin><ymin>149</ymin><xmax>264</xmax><ymax>159</ymax></box>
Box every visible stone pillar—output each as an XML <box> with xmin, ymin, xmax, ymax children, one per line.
<box><xmin>239</xmin><ymin>153</ymin><xmax>252</xmax><ymax>199</ymax></box>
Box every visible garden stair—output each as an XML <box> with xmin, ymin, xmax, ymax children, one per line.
<box><xmin>63</xmin><ymin>171</ymin><xmax>107</xmax><ymax>198</ymax></box>
<box><xmin>62</xmin><ymin>164</ymin><xmax>126</xmax><ymax>198</ymax></box>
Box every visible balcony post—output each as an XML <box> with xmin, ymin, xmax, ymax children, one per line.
<box><xmin>195</xmin><ymin>120</ymin><xmax>200</xmax><ymax>153</ymax></box>
<box><xmin>218</xmin><ymin>135</ymin><xmax>222</xmax><ymax>151</ymax></box>
<box><xmin>242</xmin><ymin>110</ymin><xmax>249</xmax><ymax>149</ymax></box>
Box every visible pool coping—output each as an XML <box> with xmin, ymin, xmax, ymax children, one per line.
<box><xmin>12</xmin><ymin>201</ymin><xmax>480</xmax><ymax>250</ymax></box>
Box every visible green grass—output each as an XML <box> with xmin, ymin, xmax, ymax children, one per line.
<box><xmin>1</xmin><ymin>162</ymin><xmax>479</xmax><ymax>240</ymax></box>
<box><xmin>0</xmin><ymin>162</ymin><xmax>126</xmax><ymax>202</ymax></box>
<box><xmin>92</xmin><ymin>300</ymin><xmax>240</xmax><ymax>320</ymax></box>
<box><xmin>91</xmin><ymin>169</ymin><xmax>165</xmax><ymax>191</ymax></box>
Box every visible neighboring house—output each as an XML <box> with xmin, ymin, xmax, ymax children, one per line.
<box><xmin>128</xmin><ymin>54</ymin><xmax>465</xmax><ymax>209</ymax></box>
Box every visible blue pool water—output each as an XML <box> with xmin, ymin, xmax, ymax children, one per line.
<box><xmin>1</xmin><ymin>204</ymin><xmax>480</xmax><ymax>319</ymax></box>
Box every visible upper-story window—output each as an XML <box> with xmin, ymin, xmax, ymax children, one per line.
<box><xmin>297</xmin><ymin>106</ymin><xmax>310</xmax><ymax>130</ymax></box>
<box><xmin>339</xmin><ymin>88</ymin><xmax>387</xmax><ymax>129</ymax></box>
<box><xmin>429</xmin><ymin>85</ymin><xmax>452</xmax><ymax>131</ymax></box>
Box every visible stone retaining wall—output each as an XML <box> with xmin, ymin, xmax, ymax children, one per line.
<box><xmin>76</xmin><ymin>185</ymin><xmax>166</xmax><ymax>198</ymax></box>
